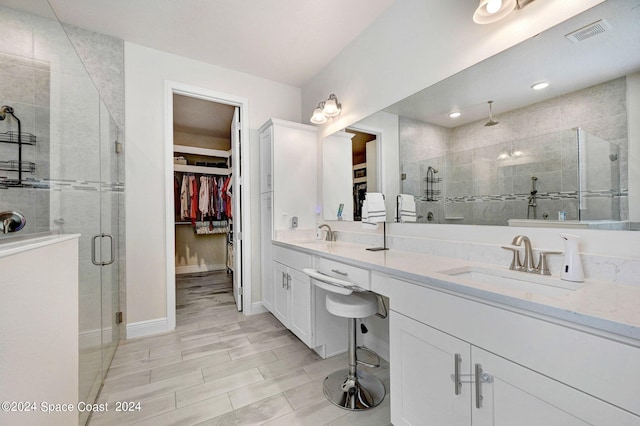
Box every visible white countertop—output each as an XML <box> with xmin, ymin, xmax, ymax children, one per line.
<box><xmin>275</xmin><ymin>239</ymin><xmax>640</xmax><ymax>343</ymax></box>
<box><xmin>0</xmin><ymin>233</ymin><xmax>80</xmax><ymax>259</ymax></box>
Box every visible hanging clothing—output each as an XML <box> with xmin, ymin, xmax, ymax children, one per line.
<box><xmin>174</xmin><ymin>175</ymin><xmax>181</xmax><ymax>218</ymax></box>
<box><xmin>223</xmin><ymin>175</ymin><xmax>233</xmax><ymax>218</ymax></box>
<box><xmin>217</xmin><ymin>177</ymin><xmax>225</xmax><ymax>219</ymax></box>
<box><xmin>199</xmin><ymin>176</ymin><xmax>210</xmax><ymax>218</ymax></box>
<box><xmin>180</xmin><ymin>175</ymin><xmax>190</xmax><ymax>220</ymax></box>
<box><xmin>190</xmin><ymin>176</ymin><xmax>198</xmax><ymax>226</ymax></box>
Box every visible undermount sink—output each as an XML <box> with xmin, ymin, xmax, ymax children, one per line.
<box><xmin>294</xmin><ymin>239</ymin><xmax>333</xmax><ymax>245</ymax></box>
<box><xmin>438</xmin><ymin>265</ymin><xmax>584</xmax><ymax>297</ymax></box>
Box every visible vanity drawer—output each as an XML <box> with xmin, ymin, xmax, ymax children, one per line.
<box><xmin>272</xmin><ymin>244</ymin><xmax>312</xmax><ymax>271</ymax></box>
<box><xmin>316</xmin><ymin>257</ymin><xmax>371</xmax><ymax>290</ymax></box>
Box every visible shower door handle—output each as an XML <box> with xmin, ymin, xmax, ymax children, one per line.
<box><xmin>102</xmin><ymin>233</ymin><xmax>115</xmax><ymax>266</ymax></box>
<box><xmin>92</xmin><ymin>233</ymin><xmax>115</xmax><ymax>266</ymax></box>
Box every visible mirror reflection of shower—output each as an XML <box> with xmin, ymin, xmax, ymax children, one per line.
<box><xmin>527</xmin><ymin>176</ymin><xmax>538</xmax><ymax>219</ymax></box>
<box><xmin>425</xmin><ymin>166</ymin><xmax>440</xmax><ymax>201</ymax></box>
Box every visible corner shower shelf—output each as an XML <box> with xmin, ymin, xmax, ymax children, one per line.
<box><xmin>0</xmin><ymin>160</ymin><xmax>36</xmax><ymax>173</ymax></box>
<box><xmin>0</xmin><ymin>131</ymin><xmax>37</xmax><ymax>145</ymax></box>
<box><xmin>0</xmin><ymin>130</ymin><xmax>37</xmax><ymax>183</ymax></box>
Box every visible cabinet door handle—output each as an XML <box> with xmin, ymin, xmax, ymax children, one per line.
<box><xmin>454</xmin><ymin>353</ymin><xmax>462</xmax><ymax>396</ymax></box>
<box><xmin>287</xmin><ymin>273</ymin><xmax>291</xmax><ymax>289</ymax></box>
<box><xmin>282</xmin><ymin>272</ymin><xmax>286</xmax><ymax>288</ymax></box>
<box><xmin>475</xmin><ymin>363</ymin><xmax>483</xmax><ymax>409</ymax></box>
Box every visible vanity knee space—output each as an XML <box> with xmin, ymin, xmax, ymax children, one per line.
<box><xmin>265</xmin><ymin>244</ymin><xmax>390</xmax><ymax>361</ymax></box>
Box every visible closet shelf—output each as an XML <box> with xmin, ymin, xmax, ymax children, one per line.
<box><xmin>353</xmin><ymin>177</ymin><xmax>367</xmax><ymax>184</ymax></box>
<box><xmin>173</xmin><ymin>145</ymin><xmax>231</xmax><ymax>158</ymax></box>
<box><xmin>174</xmin><ymin>164</ymin><xmax>231</xmax><ymax>175</ymax></box>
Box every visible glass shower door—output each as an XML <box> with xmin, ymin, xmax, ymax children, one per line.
<box><xmin>98</xmin><ymin>100</ymin><xmax>121</xmax><ymax>382</ymax></box>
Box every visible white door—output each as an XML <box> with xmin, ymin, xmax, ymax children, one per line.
<box><xmin>231</xmin><ymin>106</ymin><xmax>242</xmax><ymax>311</ymax></box>
<box><xmin>390</xmin><ymin>311</ymin><xmax>472</xmax><ymax>426</ymax></box>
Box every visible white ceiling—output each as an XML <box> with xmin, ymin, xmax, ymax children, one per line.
<box><xmin>45</xmin><ymin>0</ymin><xmax>394</xmax><ymax>88</ymax></box>
<box><xmin>384</xmin><ymin>0</ymin><xmax>640</xmax><ymax>128</ymax></box>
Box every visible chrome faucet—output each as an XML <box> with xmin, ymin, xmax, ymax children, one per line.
<box><xmin>503</xmin><ymin>235</ymin><xmax>562</xmax><ymax>275</ymax></box>
<box><xmin>512</xmin><ymin>235</ymin><xmax>535</xmax><ymax>272</ymax></box>
<box><xmin>318</xmin><ymin>224</ymin><xmax>335</xmax><ymax>241</ymax></box>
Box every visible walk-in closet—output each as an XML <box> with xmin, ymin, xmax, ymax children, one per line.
<box><xmin>172</xmin><ymin>94</ymin><xmax>239</xmax><ymax>309</ymax></box>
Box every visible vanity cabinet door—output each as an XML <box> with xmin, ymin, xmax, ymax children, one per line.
<box><xmin>272</xmin><ymin>261</ymin><xmax>289</xmax><ymax>326</ymax></box>
<box><xmin>390</xmin><ymin>311</ymin><xmax>472</xmax><ymax>426</ymax></box>
<box><xmin>471</xmin><ymin>346</ymin><xmax>639</xmax><ymax>426</ymax></box>
<box><xmin>270</xmin><ymin>261</ymin><xmax>313</xmax><ymax>348</ymax></box>
<box><xmin>287</xmin><ymin>267</ymin><xmax>313</xmax><ymax>347</ymax></box>
<box><xmin>259</xmin><ymin>125</ymin><xmax>272</xmax><ymax>194</ymax></box>
<box><xmin>261</xmin><ymin>194</ymin><xmax>273</xmax><ymax>312</ymax></box>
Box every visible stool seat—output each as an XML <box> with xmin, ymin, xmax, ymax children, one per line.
<box><xmin>326</xmin><ymin>292</ymin><xmax>378</xmax><ymax>319</ymax></box>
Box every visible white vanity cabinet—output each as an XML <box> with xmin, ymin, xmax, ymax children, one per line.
<box><xmin>271</xmin><ymin>245</ymin><xmax>314</xmax><ymax>347</ymax></box>
<box><xmin>258</xmin><ymin>118</ymin><xmax>317</xmax><ymax>231</ymax></box>
<box><xmin>259</xmin><ymin>118</ymin><xmax>317</xmax><ymax>324</ymax></box>
<box><xmin>386</xmin><ymin>277</ymin><xmax>640</xmax><ymax>425</ymax></box>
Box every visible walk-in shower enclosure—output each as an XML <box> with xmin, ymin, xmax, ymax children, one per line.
<box><xmin>0</xmin><ymin>1</ymin><xmax>124</xmax><ymax>424</ymax></box>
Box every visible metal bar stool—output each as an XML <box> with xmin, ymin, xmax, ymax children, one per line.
<box><xmin>303</xmin><ymin>268</ymin><xmax>386</xmax><ymax>411</ymax></box>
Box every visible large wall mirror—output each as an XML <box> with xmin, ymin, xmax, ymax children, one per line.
<box><xmin>322</xmin><ymin>0</ymin><xmax>640</xmax><ymax>230</ymax></box>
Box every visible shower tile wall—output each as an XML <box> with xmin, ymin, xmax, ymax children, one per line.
<box><xmin>399</xmin><ymin>78</ymin><xmax>628</xmax><ymax>225</ymax></box>
<box><xmin>0</xmin><ymin>50</ymin><xmax>51</xmax><ymax>232</ymax></box>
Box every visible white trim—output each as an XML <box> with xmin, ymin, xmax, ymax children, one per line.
<box><xmin>126</xmin><ymin>317</ymin><xmax>170</xmax><ymax>339</ymax></box>
<box><xmin>164</xmin><ymin>81</ymin><xmax>252</xmax><ymax>332</ymax></box>
<box><xmin>346</xmin><ymin>123</ymin><xmax>385</xmax><ymax>196</ymax></box>
<box><xmin>175</xmin><ymin>264</ymin><xmax>227</xmax><ymax>275</ymax></box>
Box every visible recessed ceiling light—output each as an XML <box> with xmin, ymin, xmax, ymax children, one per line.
<box><xmin>531</xmin><ymin>81</ymin><xmax>549</xmax><ymax>90</ymax></box>
<box><xmin>448</xmin><ymin>111</ymin><xmax>462</xmax><ymax>118</ymax></box>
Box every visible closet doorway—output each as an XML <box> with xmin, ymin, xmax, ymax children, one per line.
<box><xmin>165</xmin><ymin>83</ymin><xmax>251</xmax><ymax>330</ymax></box>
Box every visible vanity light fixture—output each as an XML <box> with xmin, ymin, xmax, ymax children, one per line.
<box><xmin>310</xmin><ymin>102</ymin><xmax>328</xmax><ymax>124</ymax></box>
<box><xmin>473</xmin><ymin>0</ymin><xmax>536</xmax><ymax>25</ymax></box>
<box><xmin>531</xmin><ymin>81</ymin><xmax>549</xmax><ymax>90</ymax></box>
<box><xmin>448</xmin><ymin>111</ymin><xmax>462</xmax><ymax>119</ymax></box>
<box><xmin>310</xmin><ymin>94</ymin><xmax>342</xmax><ymax>124</ymax></box>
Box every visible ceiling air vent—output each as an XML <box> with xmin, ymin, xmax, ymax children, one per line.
<box><xmin>565</xmin><ymin>19</ymin><xmax>611</xmax><ymax>43</ymax></box>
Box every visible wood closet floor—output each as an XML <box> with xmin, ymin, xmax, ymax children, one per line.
<box><xmin>89</xmin><ymin>271</ymin><xmax>391</xmax><ymax>425</ymax></box>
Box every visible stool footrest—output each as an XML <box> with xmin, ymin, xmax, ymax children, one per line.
<box><xmin>356</xmin><ymin>346</ymin><xmax>380</xmax><ymax>368</ymax></box>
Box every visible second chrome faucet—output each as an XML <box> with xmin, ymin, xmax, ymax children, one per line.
<box><xmin>502</xmin><ymin>235</ymin><xmax>562</xmax><ymax>275</ymax></box>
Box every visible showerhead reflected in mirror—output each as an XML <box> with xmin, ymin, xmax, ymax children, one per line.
<box><xmin>321</xmin><ymin>0</ymin><xmax>639</xmax><ymax>230</ymax></box>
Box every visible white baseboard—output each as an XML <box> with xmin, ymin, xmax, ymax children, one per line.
<box><xmin>363</xmin><ymin>334</ymin><xmax>390</xmax><ymax>362</ymax></box>
<box><xmin>248</xmin><ymin>302</ymin><xmax>268</xmax><ymax>315</ymax></box>
<box><xmin>175</xmin><ymin>264</ymin><xmax>227</xmax><ymax>275</ymax></box>
<box><xmin>79</xmin><ymin>327</ymin><xmax>114</xmax><ymax>349</ymax></box>
<box><xmin>126</xmin><ymin>317</ymin><xmax>170</xmax><ymax>339</ymax></box>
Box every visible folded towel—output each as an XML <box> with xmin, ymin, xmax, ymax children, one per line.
<box><xmin>362</xmin><ymin>192</ymin><xmax>386</xmax><ymax>229</ymax></box>
<box><xmin>397</xmin><ymin>194</ymin><xmax>416</xmax><ymax>223</ymax></box>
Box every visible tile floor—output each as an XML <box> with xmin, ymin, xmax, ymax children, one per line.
<box><xmin>89</xmin><ymin>271</ymin><xmax>391</xmax><ymax>425</ymax></box>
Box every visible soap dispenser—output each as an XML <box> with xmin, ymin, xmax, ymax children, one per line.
<box><xmin>560</xmin><ymin>233</ymin><xmax>584</xmax><ymax>282</ymax></box>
